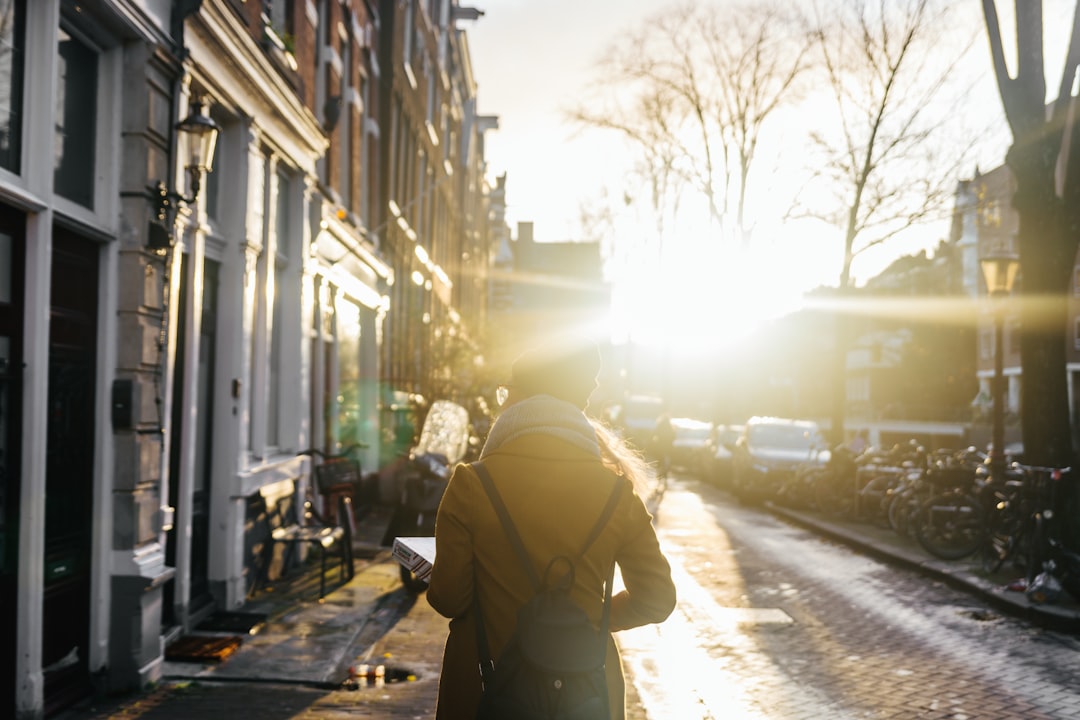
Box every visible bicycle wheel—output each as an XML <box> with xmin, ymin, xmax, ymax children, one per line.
<box><xmin>858</xmin><ymin>474</ymin><xmax>895</xmax><ymax>528</ymax></box>
<box><xmin>887</xmin><ymin>490</ymin><xmax>917</xmax><ymax>536</ymax></box>
<box><xmin>915</xmin><ymin>491</ymin><xmax>984</xmax><ymax>560</ymax></box>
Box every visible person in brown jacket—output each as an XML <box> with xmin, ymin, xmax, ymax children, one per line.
<box><xmin>427</xmin><ymin>336</ymin><xmax>677</xmax><ymax>720</ymax></box>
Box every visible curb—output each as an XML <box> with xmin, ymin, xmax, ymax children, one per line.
<box><xmin>768</xmin><ymin>503</ymin><xmax>1080</xmax><ymax>633</ymax></box>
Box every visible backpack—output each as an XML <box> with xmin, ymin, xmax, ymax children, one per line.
<box><xmin>471</xmin><ymin>462</ymin><xmax>623</xmax><ymax>720</ymax></box>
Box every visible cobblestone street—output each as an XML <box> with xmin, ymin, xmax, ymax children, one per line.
<box><xmin>59</xmin><ymin>477</ymin><xmax>1080</xmax><ymax>720</ymax></box>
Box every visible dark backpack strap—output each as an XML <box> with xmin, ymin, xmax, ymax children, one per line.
<box><xmin>577</xmin><ymin>477</ymin><xmax>624</xmax><ymax>558</ymax></box>
<box><xmin>472</xmin><ymin>462</ymin><xmax>541</xmax><ymax>589</ymax></box>
<box><xmin>584</xmin><ymin>479</ymin><xmax>622</xmax><ymax>643</ymax></box>
<box><xmin>473</xmin><ymin>569</ymin><xmax>494</xmax><ymax>687</ymax></box>
<box><xmin>472</xmin><ymin>461</ymin><xmax>535</xmax><ymax>686</ymax></box>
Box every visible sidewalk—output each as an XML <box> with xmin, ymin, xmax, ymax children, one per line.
<box><xmin>768</xmin><ymin>501</ymin><xmax>1080</xmax><ymax>632</ymax></box>
<box><xmin>58</xmin><ymin>495</ymin><xmax>1080</xmax><ymax>719</ymax></box>
<box><xmin>58</xmin><ymin>505</ymin><xmax>447</xmax><ymax>719</ymax></box>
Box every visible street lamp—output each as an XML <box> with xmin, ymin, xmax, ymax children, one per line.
<box><xmin>146</xmin><ymin>97</ymin><xmax>220</xmax><ymax>253</ymax></box>
<box><xmin>980</xmin><ymin>252</ymin><xmax>1020</xmax><ymax>479</ymax></box>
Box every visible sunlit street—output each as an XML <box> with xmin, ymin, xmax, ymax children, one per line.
<box><xmin>8</xmin><ymin>0</ymin><xmax>1080</xmax><ymax>718</ymax></box>
<box><xmin>618</xmin><ymin>472</ymin><xmax>1080</xmax><ymax>719</ymax></box>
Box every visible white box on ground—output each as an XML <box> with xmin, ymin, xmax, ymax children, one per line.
<box><xmin>392</xmin><ymin>536</ymin><xmax>436</xmax><ymax>581</ymax></box>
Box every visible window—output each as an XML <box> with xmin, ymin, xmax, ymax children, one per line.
<box><xmin>403</xmin><ymin>0</ymin><xmax>415</xmax><ymax>69</ymax></box>
<box><xmin>359</xmin><ymin>73</ymin><xmax>370</xmax><ymax>222</ymax></box>
<box><xmin>265</xmin><ymin>0</ymin><xmax>294</xmax><ymax>42</ymax></box>
<box><xmin>338</xmin><ymin>26</ymin><xmax>351</xmax><ymax>208</ymax></box>
<box><xmin>266</xmin><ymin>168</ymin><xmax>290</xmax><ymax>447</ymax></box>
<box><xmin>336</xmin><ymin>299</ymin><xmax>361</xmax><ymax>447</ymax></box>
<box><xmin>0</xmin><ymin>0</ymin><xmax>25</xmax><ymax>174</ymax></box>
<box><xmin>54</xmin><ymin>25</ymin><xmax>97</xmax><ymax>207</ymax></box>
<box><xmin>0</xmin><ymin>230</ymin><xmax>9</xmax><ymax>303</ymax></box>
<box><xmin>247</xmin><ymin>153</ymin><xmax>267</xmax><ymax>453</ymax></box>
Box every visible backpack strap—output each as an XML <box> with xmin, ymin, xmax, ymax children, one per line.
<box><xmin>472</xmin><ymin>462</ymin><xmax>542</xmax><ymax>590</ymax></box>
<box><xmin>470</xmin><ymin>461</ymin><xmax>623</xmax><ymax>684</ymax></box>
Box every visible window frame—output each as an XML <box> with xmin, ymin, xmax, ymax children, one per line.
<box><xmin>48</xmin><ymin>4</ymin><xmax>121</xmax><ymax>233</ymax></box>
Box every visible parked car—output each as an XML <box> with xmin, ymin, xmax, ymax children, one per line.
<box><xmin>732</xmin><ymin>417</ymin><xmax>829</xmax><ymax>503</ymax></box>
<box><xmin>613</xmin><ymin>394</ymin><xmax>665</xmax><ymax>451</ymax></box>
<box><xmin>703</xmin><ymin>423</ymin><xmax>744</xmax><ymax>488</ymax></box>
<box><xmin>669</xmin><ymin>417</ymin><xmax>713</xmax><ymax>473</ymax></box>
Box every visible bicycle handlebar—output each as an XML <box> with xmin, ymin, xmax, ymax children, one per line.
<box><xmin>1010</xmin><ymin>462</ymin><xmax>1071</xmax><ymax>475</ymax></box>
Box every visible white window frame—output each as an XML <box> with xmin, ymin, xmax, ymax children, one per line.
<box><xmin>21</xmin><ymin>2</ymin><xmax>120</xmax><ymax>233</ymax></box>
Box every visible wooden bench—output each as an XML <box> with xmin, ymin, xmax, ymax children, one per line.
<box><xmin>261</xmin><ymin>481</ymin><xmax>354</xmax><ymax>600</ymax></box>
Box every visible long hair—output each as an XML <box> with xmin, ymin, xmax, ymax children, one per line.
<box><xmin>590</xmin><ymin>418</ymin><xmax>652</xmax><ymax>498</ymax></box>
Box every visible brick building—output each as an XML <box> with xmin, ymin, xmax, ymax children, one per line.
<box><xmin>3</xmin><ymin>2</ymin><xmax>498</xmax><ymax>717</ymax></box>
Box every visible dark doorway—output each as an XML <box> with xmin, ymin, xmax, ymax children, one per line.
<box><xmin>165</xmin><ymin>258</ymin><xmax>218</xmax><ymax>626</ymax></box>
<box><xmin>42</xmin><ymin>224</ymin><xmax>98</xmax><ymax>716</ymax></box>
<box><xmin>0</xmin><ymin>202</ymin><xmax>25</xmax><ymax>716</ymax></box>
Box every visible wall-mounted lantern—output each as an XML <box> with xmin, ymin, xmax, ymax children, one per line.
<box><xmin>147</xmin><ymin>97</ymin><xmax>220</xmax><ymax>253</ymax></box>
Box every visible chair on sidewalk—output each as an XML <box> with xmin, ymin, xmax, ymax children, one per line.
<box><xmin>308</xmin><ymin>444</ymin><xmax>373</xmax><ymax>526</ymax></box>
<box><xmin>263</xmin><ymin>485</ymin><xmax>355</xmax><ymax>600</ymax></box>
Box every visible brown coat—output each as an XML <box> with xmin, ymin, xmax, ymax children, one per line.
<box><xmin>427</xmin><ymin>433</ymin><xmax>677</xmax><ymax>720</ymax></box>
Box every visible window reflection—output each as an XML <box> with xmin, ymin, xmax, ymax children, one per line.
<box><xmin>0</xmin><ymin>1</ymin><xmax>24</xmax><ymax>174</ymax></box>
<box><xmin>54</xmin><ymin>27</ymin><xmax>97</xmax><ymax>208</ymax></box>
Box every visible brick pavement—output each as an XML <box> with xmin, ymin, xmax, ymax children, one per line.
<box><xmin>55</xmin><ymin>495</ymin><xmax>1080</xmax><ymax>719</ymax></box>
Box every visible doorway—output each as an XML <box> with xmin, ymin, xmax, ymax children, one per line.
<box><xmin>0</xmin><ymin>202</ymin><xmax>25</xmax><ymax>715</ymax></box>
<box><xmin>165</xmin><ymin>258</ymin><xmax>219</xmax><ymax>626</ymax></box>
<box><xmin>42</xmin><ymin>224</ymin><xmax>99</xmax><ymax>715</ymax></box>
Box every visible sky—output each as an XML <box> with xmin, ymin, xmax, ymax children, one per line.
<box><xmin>460</xmin><ymin>0</ymin><xmax>1072</xmax><ymax>346</ymax></box>
<box><xmin>465</xmin><ymin>0</ymin><xmax>664</xmax><ymax>241</ymax></box>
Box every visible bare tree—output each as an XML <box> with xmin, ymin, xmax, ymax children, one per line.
<box><xmin>794</xmin><ymin>0</ymin><xmax>980</xmax><ymax>441</ymax></box>
<box><xmin>569</xmin><ymin>1</ymin><xmax>810</xmax><ymax>245</ymax></box>
<box><xmin>797</xmin><ymin>0</ymin><xmax>978</xmax><ymax>290</ymax></box>
<box><xmin>981</xmin><ymin>0</ymin><xmax>1080</xmax><ymax>468</ymax></box>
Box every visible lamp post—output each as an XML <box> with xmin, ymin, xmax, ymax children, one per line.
<box><xmin>147</xmin><ymin>97</ymin><xmax>220</xmax><ymax>253</ymax></box>
<box><xmin>979</xmin><ymin>252</ymin><xmax>1020</xmax><ymax>480</ymax></box>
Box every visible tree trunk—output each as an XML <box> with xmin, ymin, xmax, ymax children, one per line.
<box><xmin>1007</xmin><ymin>140</ymin><xmax>1074</xmax><ymax>469</ymax></box>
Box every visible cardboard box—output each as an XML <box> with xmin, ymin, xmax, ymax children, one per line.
<box><xmin>392</xmin><ymin>536</ymin><xmax>436</xmax><ymax>582</ymax></box>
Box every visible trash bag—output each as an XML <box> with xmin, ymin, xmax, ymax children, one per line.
<box><xmin>1026</xmin><ymin>562</ymin><xmax>1063</xmax><ymax>605</ymax></box>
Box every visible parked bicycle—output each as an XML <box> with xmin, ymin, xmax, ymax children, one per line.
<box><xmin>995</xmin><ymin>463</ymin><xmax>1080</xmax><ymax>599</ymax></box>
<box><xmin>912</xmin><ymin>451</ymin><xmax>985</xmax><ymax>561</ymax></box>
<box><xmin>884</xmin><ymin>448</ymin><xmax>970</xmax><ymax>539</ymax></box>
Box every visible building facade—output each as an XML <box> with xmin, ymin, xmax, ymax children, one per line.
<box><xmin>5</xmin><ymin>1</ymin><xmax>498</xmax><ymax>717</ymax></box>
<box><xmin>375</xmin><ymin>0</ymin><xmax>492</xmax><ymax>413</ymax></box>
